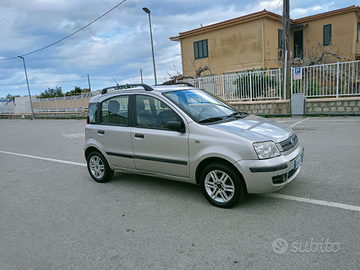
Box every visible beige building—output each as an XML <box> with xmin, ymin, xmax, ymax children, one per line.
<box><xmin>170</xmin><ymin>5</ymin><xmax>360</xmax><ymax>78</ymax></box>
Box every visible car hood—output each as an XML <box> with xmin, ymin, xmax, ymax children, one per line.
<box><xmin>210</xmin><ymin>114</ymin><xmax>292</xmax><ymax>142</ymax></box>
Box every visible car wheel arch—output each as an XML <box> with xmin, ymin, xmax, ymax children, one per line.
<box><xmin>85</xmin><ymin>146</ymin><xmax>105</xmax><ymax>160</ymax></box>
<box><xmin>195</xmin><ymin>157</ymin><xmax>246</xmax><ymax>188</ymax></box>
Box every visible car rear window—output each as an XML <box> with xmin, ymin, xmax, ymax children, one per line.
<box><xmin>87</xmin><ymin>103</ymin><xmax>97</xmax><ymax>124</ymax></box>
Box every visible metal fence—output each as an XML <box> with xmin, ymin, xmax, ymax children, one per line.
<box><xmin>32</xmin><ymin>92</ymin><xmax>93</xmax><ymax>113</ymax></box>
<box><xmin>3</xmin><ymin>61</ymin><xmax>360</xmax><ymax>115</ymax></box>
<box><xmin>184</xmin><ymin>68</ymin><xmax>282</xmax><ymax>101</ymax></box>
<box><xmin>291</xmin><ymin>60</ymin><xmax>360</xmax><ymax>98</ymax></box>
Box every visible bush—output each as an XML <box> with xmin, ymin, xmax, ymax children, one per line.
<box><xmin>233</xmin><ymin>68</ymin><xmax>278</xmax><ymax>99</ymax></box>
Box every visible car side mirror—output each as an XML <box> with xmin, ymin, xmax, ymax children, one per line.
<box><xmin>166</xmin><ymin>121</ymin><xmax>184</xmax><ymax>133</ymax></box>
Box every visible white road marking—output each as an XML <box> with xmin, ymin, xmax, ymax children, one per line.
<box><xmin>2</xmin><ymin>149</ymin><xmax>360</xmax><ymax>212</ymax></box>
<box><xmin>61</xmin><ymin>133</ymin><xmax>85</xmax><ymax>139</ymax></box>
<box><xmin>0</xmin><ymin>150</ymin><xmax>86</xmax><ymax>167</ymax></box>
<box><xmin>264</xmin><ymin>193</ymin><xmax>360</xmax><ymax>212</ymax></box>
<box><xmin>290</xmin><ymin>117</ymin><xmax>310</xmax><ymax>127</ymax></box>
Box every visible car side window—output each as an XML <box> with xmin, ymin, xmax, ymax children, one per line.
<box><xmin>101</xmin><ymin>95</ymin><xmax>129</xmax><ymax>125</ymax></box>
<box><xmin>136</xmin><ymin>95</ymin><xmax>182</xmax><ymax>129</ymax></box>
<box><xmin>88</xmin><ymin>103</ymin><xmax>97</xmax><ymax>124</ymax></box>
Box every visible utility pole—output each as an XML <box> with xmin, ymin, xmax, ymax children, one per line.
<box><xmin>18</xmin><ymin>56</ymin><xmax>35</xmax><ymax>119</ymax></box>
<box><xmin>282</xmin><ymin>0</ymin><xmax>291</xmax><ymax>99</ymax></box>
<box><xmin>87</xmin><ymin>73</ymin><xmax>91</xmax><ymax>91</ymax></box>
<box><xmin>140</xmin><ymin>68</ymin><xmax>144</xmax><ymax>84</ymax></box>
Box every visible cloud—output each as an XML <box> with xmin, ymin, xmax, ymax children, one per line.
<box><xmin>0</xmin><ymin>0</ymin><xmax>356</xmax><ymax>97</ymax></box>
<box><xmin>290</xmin><ymin>2</ymin><xmax>336</xmax><ymax>19</ymax></box>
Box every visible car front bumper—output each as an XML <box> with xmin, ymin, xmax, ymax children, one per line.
<box><xmin>235</xmin><ymin>144</ymin><xmax>304</xmax><ymax>194</ymax></box>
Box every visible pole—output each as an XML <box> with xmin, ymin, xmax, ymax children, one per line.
<box><xmin>87</xmin><ymin>73</ymin><xmax>91</xmax><ymax>91</ymax></box>
<box><xmin>143</xmin><ymin>7</ymin><xmax>157</xmax><ymax>85</ymax></box>
<box><xmin>140</xmin><ymin>68</ymin><xmax>144</xmax><ymax>84</ymax></box>
<box><xmin>282</xmin><ymin>0</ymin><xmax>291</xmax><ymax>99</ymax></box>
<box><xmin>336</xmin><ymin>62</ymin><xmax>339</xmax><ymax>98</ymax></box>
<box><xmin>18</xmin><ymin>56</ymin><xmax>35</xmax><ymax>119</ymax></box>
<box><xmin>284</xmin><ymin>51</ymin><xmax>288</xmax><ymax>100</ymax></box>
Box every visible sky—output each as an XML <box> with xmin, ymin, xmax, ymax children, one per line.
<box><xmin>0</xmin><ymin>0</ymin><xmax>357</xmax><ymax>97</ymax></box>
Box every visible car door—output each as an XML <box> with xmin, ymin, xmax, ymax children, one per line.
<box><xmin>95</xmin><ymin>95</ymin><xmax>135</xmax><ymax>170</ymax></box>
<box><xmin>131</xmin><ymin>94</ymin><xmax>189</xmax><ymax>178</ymax></box>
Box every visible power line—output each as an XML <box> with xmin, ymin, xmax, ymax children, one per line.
<box><xmin>0</xmin><ymin>79</ymin><xmax>87</xmax><ymax>86</ymax></box>
<box><xmin>0</xmin><ymin>76</ymin><xmax>168</xmax><ymax>87</ymax></box>
<box><xmin>0</xmin><ymin>0</ymin><xmax>127</xmax><ymax>61</ymax></box>
<box><xmin>0</xmin><ymin>78</ymin><xmax>115</xmax><ymax>86</ymax></box>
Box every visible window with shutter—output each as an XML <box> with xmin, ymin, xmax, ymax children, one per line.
<box><xmin>194</xmin><ymin>39</ymin><xmax>208</xmax><ymax>59</ymax></box>
<box><xmin>323</xmin><ymin>24</ymin><xmax>331</xmax><ymax>46</ymax></box>
<box><xmin>278</xmin><ymin>29</ymin><xmax>283</xmax><ymax>49</ymax></box>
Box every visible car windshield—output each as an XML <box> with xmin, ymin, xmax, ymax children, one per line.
<box><xmin>164</xmin><ymin>89</ymin><xmax>247</xmax><ymax>123</ymax></box>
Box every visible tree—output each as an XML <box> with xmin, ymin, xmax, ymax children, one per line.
<box><xmin>6</xmin><ymin>94</ymin><xmax>19</xmax><ymax>101</ymax></box>
<box><xmin>163</xmin><ymin>61</ymin><xmax>183</xmax><ymax>83</ymax></box>
<box><xmin>65</xmin><ymin>86</ymin><xmax>90</xmax><ymax>96</ymax></box>
<box><xmin>39</xmin><ymin>87</ymin><xmax>64</xmax><ymax>98</ymax></box>
<box><xmin>268</xmin><ymin>41</ymin><xmax>348</xmax><ymax>67</ymax></box>
<box><xmin>195</xmin><ymin>66</ymin><xmax>212</xmax><ymax>77</ymax></box>
<box><xmin>297</xmin><ymin>42</ymin><xmax>348</xmax><ymax>66</ymax></box>
<box><xmin>163</xmin><ymin>59</ymin><xmax>213</xmax><ymax>87</ymax></box>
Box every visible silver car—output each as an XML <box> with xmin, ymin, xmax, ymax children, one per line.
<box><xmin>84</xmin><ymin>84</ymin><xmax>304</xmax><ymax>208</ymax></box>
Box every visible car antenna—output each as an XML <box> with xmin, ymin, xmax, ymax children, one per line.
<box><xmin>111</xmin><ymin>75</ymin><xmax>120</xmax><ymax>87</ymax></box>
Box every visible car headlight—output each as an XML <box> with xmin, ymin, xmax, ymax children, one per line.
<box><xmin>253</xmin><ymin>141</ymin><xmax>280</xmax><ymax>159</ymax></box>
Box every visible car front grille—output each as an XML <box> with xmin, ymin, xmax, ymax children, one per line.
<box><xmin>272</xmin><ymin>166</ymin><xmax>298</xmax><ymax>185</ymax></box>
<box><xmin>279</xmin><ymin>133</ymin><xmax>298</xmax><ymax>152</ymax></box>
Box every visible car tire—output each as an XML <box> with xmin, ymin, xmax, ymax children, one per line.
<box><xmin>200</xmin><ymin>163</ymin><xmax>246</xmax><ymax>208</ymax></box>
<box><xmin>87</xmin><ymin>151</ymin><xmax>114</xmax><ymax>183</ymax></box>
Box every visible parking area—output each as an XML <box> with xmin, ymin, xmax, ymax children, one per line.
<box><xmin>0</xmin><ymin>117</ymin><xmax>359</xmax><ymax>270</ymax></box>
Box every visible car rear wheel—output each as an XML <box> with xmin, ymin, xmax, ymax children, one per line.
<box><xmin>87</xmin><ymin>151</ymin><xmax>114</xmax><ymax>183</ymax></box>
<box><xmin>200</xmin><ymin>163</ymin><xmax>245</xmax><ymax>208</ymax></box>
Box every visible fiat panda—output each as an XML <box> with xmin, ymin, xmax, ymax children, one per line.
<box><xmin>84</xmin><ymin>84</ymin><xmax>304</xmax><ymax>208</ymax></box>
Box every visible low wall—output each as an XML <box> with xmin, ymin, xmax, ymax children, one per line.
<box><xmin>229</xmin><ymin>97</ymin><xmax>360</xmax><ymax>116</ymax></box>
<box><xmin>2</xmin><ymin>97</ymin><xmax>360</xmax><ymax>119</ymax></box>
<box><xmin>229</xmin><ymin>100</ymin><xmax>290</xmax><ymax>115</ymax></box>
<box><xmin>306</xmin><ymin>97</ymin><xmax>360</xmax><ymax>114</ymax></box>
<box><xmin>0</xmin><ymin>111</ymin><xmax>87</xmax><ymax>120</ymax></box>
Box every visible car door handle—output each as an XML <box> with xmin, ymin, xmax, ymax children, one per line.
<box><xmin>135</xmin><ymin>133</ymin><xmax>144</xmax><ymax>138</ymax></box>
<box><xmin>98</xmin><ymin>130</ymin><xmax>105</xmax><ymax>135</ymax></box>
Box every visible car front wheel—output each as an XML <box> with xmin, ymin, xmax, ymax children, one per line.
<box><xmin>87</xmin><ymin>151</ymin><xmax>114</xmax><ymax>183</ymax></box>
<box><xmin>200</xmin><ymin>163</ymin><xmax>245</xmax><ymax>208</ymax></box>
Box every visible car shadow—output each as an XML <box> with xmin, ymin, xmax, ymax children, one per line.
<box><xmin>98</xmin><ymin>171</ymin><xmax>275</xmax><ymax>209</ymax></box>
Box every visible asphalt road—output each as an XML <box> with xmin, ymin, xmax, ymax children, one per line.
<box><xmin>0</xmin><ymin>117</ymin><xmax>359</xmax><ymax>270</ymax></box>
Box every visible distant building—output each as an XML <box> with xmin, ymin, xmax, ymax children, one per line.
<box><xmin>170</xmin><ymin>5</ymin><xmax>360</xmax><ymax>78</ymax></box>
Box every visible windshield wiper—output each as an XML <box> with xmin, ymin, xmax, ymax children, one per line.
<box><xmin>198</xmin><ymin>116</ymin><xmax>224</xmax><ymax>123</ymax></box>
<box><xmin>227</xmin><ymin>112</ymin><xmax>249</xmax><ymax>119</ymax></box>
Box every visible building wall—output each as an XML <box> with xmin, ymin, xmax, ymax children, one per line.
<box><xmin>181</xmin><ymin>17</ymin><xmax>283</xmax><ymax>78</ymax></box>
<box><xmin>263</xmin><ymin>18</ymin><xmax>283</xmax><ymax>69</ymax></box>
<box><xmin>176</xmin><ymin>7</ymin><xmax>360</xmax><ymax>78</ymax></box>
<box><xmin>293</xmin><ymin>11</ymin><xmax>360</xmax><ymax>60</ymax></box>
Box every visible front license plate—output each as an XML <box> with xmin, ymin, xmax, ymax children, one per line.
<box><xmin>294</xmin><ymin>154</ymin><xmax>303</xmax><ymax>169</ymax></box>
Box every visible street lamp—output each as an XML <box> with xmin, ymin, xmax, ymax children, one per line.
<box><xmin>18</xmin><ymin>56</ymin><xmax>35</xmax><ymax>119</ymax></box>
<box><xmin>143</xmin><ymin>7</ymin><xmax>157</xmax><ymax>85</ymax></box>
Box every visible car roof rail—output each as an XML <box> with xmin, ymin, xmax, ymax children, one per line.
<box><xmin>101</xmin><ymin>84</ymin><xmax>153</xmax><ymax>94</ymax></box>
<box><xmin>162</xmin><ymin>82</ymin><xmax>194</xmax><ymax>87</ymax></box>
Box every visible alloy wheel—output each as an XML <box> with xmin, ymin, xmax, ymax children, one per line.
<box><xmin>204</xmin><ymin>170</ymin><xmax>235</xmax><ymax>203</ymax></box>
